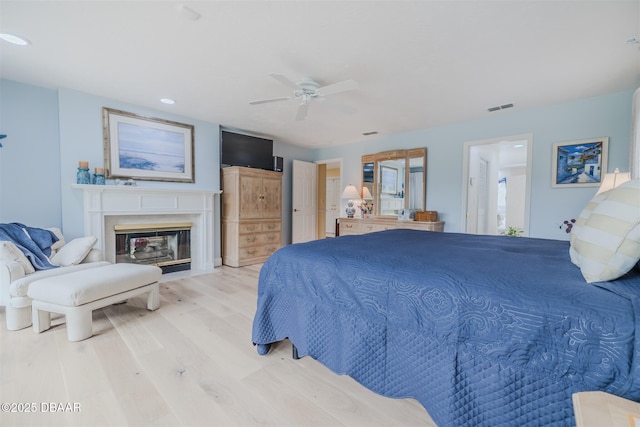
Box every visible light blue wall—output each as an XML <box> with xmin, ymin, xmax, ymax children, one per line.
<box><xmin>57</xmin><ymin>88</ymin><xmax>223</xmax><ymax>240</ymax></box>
<box><xmin>0</xmin><ymin>79</ymin><xmax>62</xmax><ymax>227</ymax></box>
<box><xmin>0</xmin><ymin>79</ymin><xmax>314</xmax><ymax>252</ymax></box>
<box><xmin>313</xmin><ymin>89</ymin><xmax>635</xmax><ymax>240</ymax></box>
<box><xmin>1</xmin><ymin>78</ymin><xmax>634</xmax><ymax>247</ymax></box>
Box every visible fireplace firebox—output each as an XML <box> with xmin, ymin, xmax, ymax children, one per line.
<box><xmin>115</xmin><ymin>223</ymin><xmax>191</xmax><ymax>273</ymax></box>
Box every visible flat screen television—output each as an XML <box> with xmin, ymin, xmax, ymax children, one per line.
<box><xmin>221</xmin><ymin>130</ymin><xmax>273</xmax><ymax>171</ymax></box>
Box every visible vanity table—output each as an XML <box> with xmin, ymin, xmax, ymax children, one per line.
<box><xmin>338</xmin><ymin>217</ymin><xmax>444</xmax><ymax>236</ymax></box>
<box><xmin>345</xmin><ymin>147</ymin><xmax>444</xmax><ymax>235</ymax></box>
<box><xmin>362</xmin><ymin>148</ymin><xmax>427</xmax><ymax>216</ymax></box>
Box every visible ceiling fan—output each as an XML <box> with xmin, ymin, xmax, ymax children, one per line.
<box><xmin>250</xmin><ymin>73</ymin><xmax>359</xmax><ymax>121</ymax></box>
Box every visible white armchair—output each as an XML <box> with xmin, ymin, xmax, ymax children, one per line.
<box><xmin>0</xmin><ymin>227</ymin><xmax>110</xmax><ymax>330</ymax></box>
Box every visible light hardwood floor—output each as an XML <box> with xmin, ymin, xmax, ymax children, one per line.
<box><xmin>0</xmin><ymin>265</ymin><xmax>435</xmax><ymax>427</ymax></box>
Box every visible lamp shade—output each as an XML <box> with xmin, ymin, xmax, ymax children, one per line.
<box><xmin>596</xmin><ymin>168</ymin><xmax>631</xmax><ymax>194</ymax></box>
<box><xmin>341</xmin><ymin>184</ymin><xmax>360</xmax><ymax>200</ymax></box>
<box><xmin>362</xmin><ymin>187</ymin><xmax>373</xmax><ymax>200</ymax></box>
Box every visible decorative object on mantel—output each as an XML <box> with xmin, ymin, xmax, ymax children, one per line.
<box><xmin>76</xmin><ymin>161</ymin><xmax>91</xmax><ymax>184</ymax></box>
<box><xmin>115</xmin><ymin>179</ymin><xmax>137</xmax><ymax>186</ymax></box>
<box><xmin>341</xmin><ymin>184</ymin><xmax>360</xmax><ymax>218</ymax></box>
<box><xmin>93</xmin><ymin>167</ymin><xmax>105</xmax><ymax>185</ymax></box>
<box><xmin>0</xmin><ymin>134</ymin><xmax>6</xmax><ymax>147</ymax></box>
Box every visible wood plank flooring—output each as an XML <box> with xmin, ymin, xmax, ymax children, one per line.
<box><xmin>0</xmin><ymin>265</ymin><xmax>436</xmax><ymax>427</ymax></box>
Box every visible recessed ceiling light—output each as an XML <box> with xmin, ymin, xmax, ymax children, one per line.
<box><xmin>0</xmin><ymin>33</ymin><xmax>30</xmax><ymax>46</ymax></box>
<box><xmin>160</xmin><ymin>98</ymin><xmax>176</xmax><ymax>105</ymax></box>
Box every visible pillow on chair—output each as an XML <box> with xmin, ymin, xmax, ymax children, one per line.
<box><xmin>51</xmin><ymin>236</ymin><xmax>97</xmax><ymax>267</ymax></box>
<box><xmin>570</xmin><ymin>179</ymin><xmax>640</xmax><ymax>282</ymax></box>
<box><xmin>0</xmin><ymin>241</ymin><xmax>36</xmax><ymax>274</ymax></box>
<box><xmin>47</xmin><ymin>227</ymin><xmax>65</xmax><ymax>255</ymax></box>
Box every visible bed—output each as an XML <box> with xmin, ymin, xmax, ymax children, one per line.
<box><xmin>252</xmin><ymin>182</ymin><xmax>640</xmax><ymax>426</ymax></box>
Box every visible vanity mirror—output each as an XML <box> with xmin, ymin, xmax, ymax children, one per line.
<box><xmin>362</xmin><ymin>148</ymin><xmax>426</xmax><ymax>217</ymax></box>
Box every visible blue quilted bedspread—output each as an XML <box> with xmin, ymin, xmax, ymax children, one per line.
<box><xmin>252</xmin><ymin>229</ymin><xmax>640</xmax><ymax>426</ymax></box>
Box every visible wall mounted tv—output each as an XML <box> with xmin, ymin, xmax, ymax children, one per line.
<box><xmin>221</xmin><ymin>130</ymin><xmax>273</xmax><ymax>171</ymax></box>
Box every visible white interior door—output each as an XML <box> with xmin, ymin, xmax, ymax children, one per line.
<box><xmin>292</xmin><ymin>160</ymin><xmax>317</xmax><ymax>244</ymax></box>
<box><xmin>477</xmin><ymin>158</ymin><xmax>488</xmax><ymax>234</ymax></box>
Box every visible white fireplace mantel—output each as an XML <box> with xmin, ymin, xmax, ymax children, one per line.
<box><xmin>72</xmin><ymin>184</ymin><xmax>222</xmax><ymax>271</ymax></box>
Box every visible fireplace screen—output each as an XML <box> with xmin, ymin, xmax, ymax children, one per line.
<box><xmin>115</xmin><ymin>223</ymin><xmax>191</xmax><ymax>273</ymax></box>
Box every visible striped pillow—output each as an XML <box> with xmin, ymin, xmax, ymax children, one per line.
<box><xmin>569</xmin><ymin>193</ymin><xmax>607</xmax><ymax>250</ymax></box>
<box><xmin>569</xmin><ymin>179</ymin><xmax>640</xmax><ymax>283</ymax></box>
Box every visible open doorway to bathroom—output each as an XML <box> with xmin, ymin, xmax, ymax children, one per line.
<box><xmin>462</xmin><ymin>134</ymin><xmax>532</xmax><ymax>236</ymax></box>
<box><xmin>316</xmin><ymin>159</ymin><xmax>342</xmax><ymax>238</ymax></box>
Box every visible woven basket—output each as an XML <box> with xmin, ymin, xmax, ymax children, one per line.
<box><xmin>415</xmin><ymin>211</ymin><xmax>438</xmax><ymax>222</ymax></box>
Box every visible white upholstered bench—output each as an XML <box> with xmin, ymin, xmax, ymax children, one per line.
<box><xmin>27</xmin><ymin>263</ymin><xmax>162</xmax><ymax>341</ymax></box>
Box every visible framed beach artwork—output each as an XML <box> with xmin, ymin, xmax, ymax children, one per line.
<box><xmin>551</xmin><ymin>137</ymin><xmax>608</xmax><ymax>188</ymax></box>
<box><xmin>103</xmin><ymin>108</ymin><xmax>195</xmax><ymax>183</ymax></box>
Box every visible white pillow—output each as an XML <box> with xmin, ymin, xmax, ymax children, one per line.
<box><xmin>0</xmin><ymin>241</ymin><xmax>35</xmax><ymax>274</ymax></box>
<box><xmin>569</xmin><ymin>192</ymin><xmax>607</xmax><ymax>253</ymax></box>
<box><xmin>50</xmin><ymin>236</ymin><xmax>97</xmax><ymax>267</ymax></box>
<box><xmin>47</xmin><ymin>227</ymin><xmax>65</xmax><ymax>254</ymax></box>
<box><xmin>570</xmin><ymin>179</ymin><xmax>640</xmax><ymax>282</ymax></box>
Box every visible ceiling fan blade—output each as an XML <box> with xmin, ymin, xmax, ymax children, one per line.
<box><xmin>321</xmin><ymin>98</ymin><xmax>356</xmax><ymax>114</ymax></box>
<box><xmin>316</xmin><ymin>79</ymin><xmax>359</xmax><ymax>96</ymax></box>
<box><xmin>269</xmin><ymin>73</ymin><xmax>300</xmax><ymax>90</ymax></box>
<box><xmin>295</xmin><ymin>103</ymin><xmax>308</xmax><ymax>121</ymax></box>
<box><xmin>249</xmin><ymin>97</ymin><xmax>291</xmax><ymax>105</ymax></box>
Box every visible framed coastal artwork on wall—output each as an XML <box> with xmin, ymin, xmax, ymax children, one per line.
<box><xmin>551</xmin><ymin>137</ymin><xmax>608</xmax><ymax>188</ymax></box>
<box><xmin>103</xmin><ymin>107</ymin><xmax>195</xmax><ymax>183</ymax></box>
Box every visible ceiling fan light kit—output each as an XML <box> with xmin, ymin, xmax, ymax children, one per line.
<box><xmin>250</xmin><ymin>73</ymin><xmax>359</xmax><ymax>121</ymax></box>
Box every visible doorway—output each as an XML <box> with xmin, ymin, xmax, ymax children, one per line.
<box><xmin>315</xmin><ymin>158</ymin><xmax>342</xmax><ymax>238</ymax></box>
<box><xmin>462</xmin><ymin>134</ymin><xmax>532</xmax><ymax>236</ymax></box>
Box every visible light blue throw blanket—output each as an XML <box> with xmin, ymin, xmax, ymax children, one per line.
<box><xmin>0</xmin><ymin>223</ymin><xmax>59</xmax><ymax>270</ymax></box>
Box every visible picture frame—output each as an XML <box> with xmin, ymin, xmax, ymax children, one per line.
<box><xmin>551</xmin><ymin>137</ymin><xmax>608</xmax><ymax>188</ymax></box>
<box><xmin>381</xmin><ymin>166</ymin><xmax>398</xmax><ymax>194</ymax></box>
<box><xmin>103</xmin><ymin>107</ymin><xmax>195</xmax><ymax>183</ymax></box>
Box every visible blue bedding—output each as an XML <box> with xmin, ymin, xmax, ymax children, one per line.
<box><xmin>251</xmin><ymin>229</ymin><xmax>640</xmax><ymax>426</ymax></box>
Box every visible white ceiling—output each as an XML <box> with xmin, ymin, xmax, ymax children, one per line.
<box><xmin>1</xmin><ymin>1</ymin><xmax>639</xmax><ymax>149</ymax></box>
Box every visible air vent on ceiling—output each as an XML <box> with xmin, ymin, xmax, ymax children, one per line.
<box><xmin>488</xmin><ymin>103</ymin><xmax>514</xmax><ymax>112</ymax></box>
<box><xmin>362</xmin><ymin>131</ymin><xmax>378</xmax><ymax>136</ymax></box>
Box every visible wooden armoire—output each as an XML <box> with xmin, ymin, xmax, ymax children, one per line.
<box><xmin>221</xmin><ymin>166</ymin><xmax>282</xmax><ymax>267</ymax></box>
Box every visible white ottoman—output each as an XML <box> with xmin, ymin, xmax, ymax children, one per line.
<box><xmin>27</xmin><ymin>263</ymin><xmax>162</xmax><ymax>341</ymax></box>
